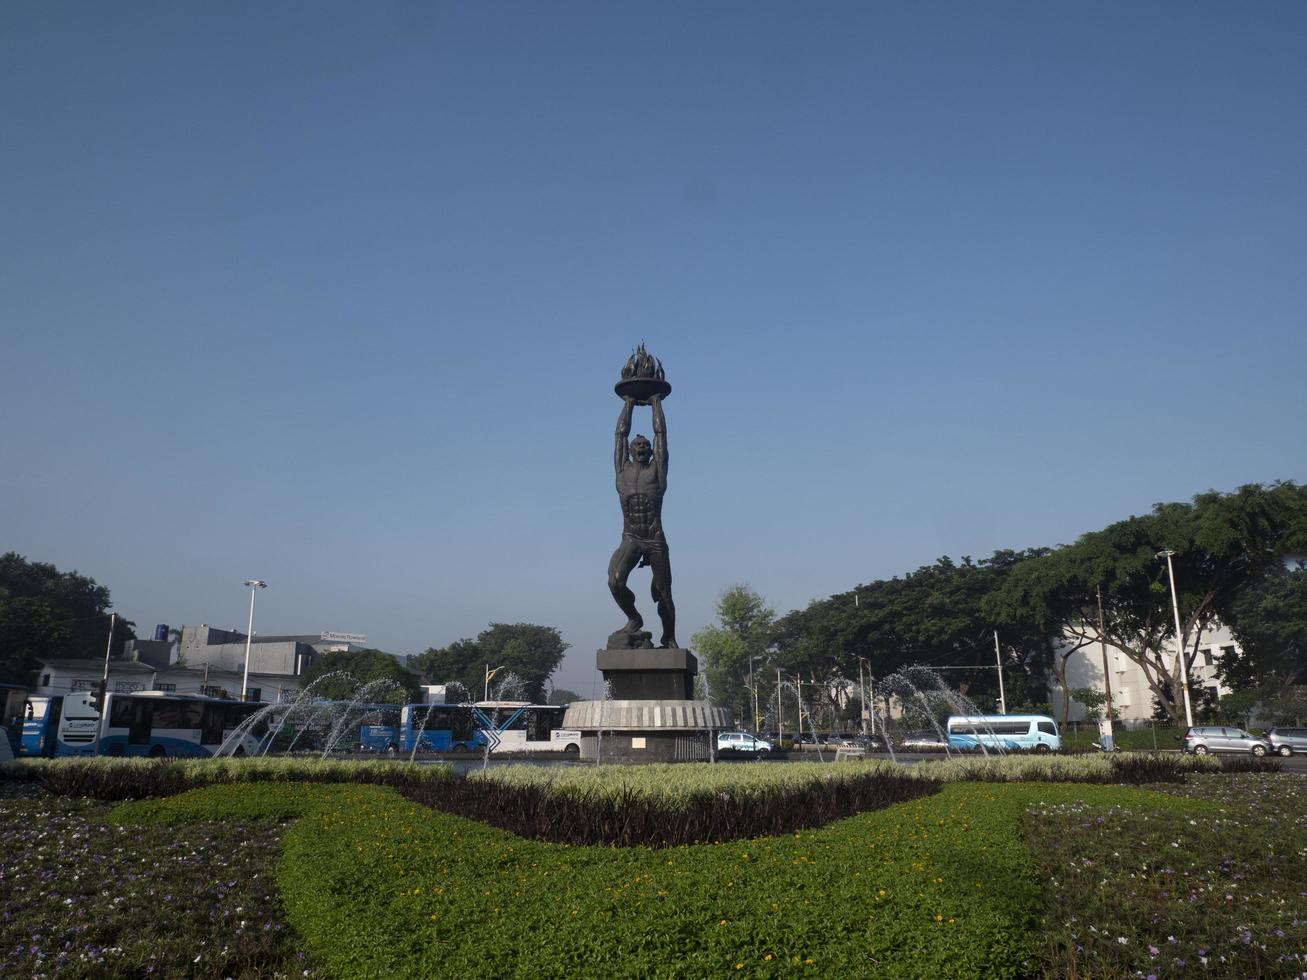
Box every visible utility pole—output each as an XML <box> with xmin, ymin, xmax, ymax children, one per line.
<box><xmin>1096</xmin><ymin>586</ymin><xmax>1116</xmax><ymax>751</ymax></box>
<box><xmin>993</xmin><ymin>631</ymin><xmax>1007</xmax><ymax>714</ymax></box>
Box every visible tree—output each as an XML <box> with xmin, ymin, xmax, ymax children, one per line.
<box><xmin>0</xmin><ymin>553</ymin><xmax>136</xmax><ymax>684</ymax></box>
<box><xmin>692</xmin><ymin>585</ymin><xmax>776</xmax><ymax>724</ymax></box>
<box><xmin>771</xmin><ymin>550</ymin><xmax>1056</xmax><ymax>717</ymax></box>
<box><xmin>409</xmin><ymin>623</ymin><xmax>568</xmax><ymax>703</ymax></box>
<box><xmin>299</xmin><ymin>650</ymin><xmax>421</xmax><ymax>703</ymax></box>
<box><xmin>988</xmin><ymin>483</ymin><xmax>1307</xmax><ymax>725</ymax></box>
<box><xmin>547</xmin><ymin>688</ymin><xmax>581</xmax><ymax>705</ymax></box>
<box><xmin>1219</xmin><ymin>563</ymin><xmax>1307</xmax><ymax>691</ymax></box>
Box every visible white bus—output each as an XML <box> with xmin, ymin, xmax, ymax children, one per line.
<box><xmin>19</xmin><ymin>692</ymin><xmax>102</xmax><ymax>757</ymax></box>
<box><xmin>477</xmin><ymin>703</ymin><xmax>581</xmax><ymax>753</ymax></box>
<box><xmin>946</xmin><ymin>715</ymin><xmax>1061</xmax><ymax>754</ymax></box>
<box><xmin>98</xmin><ymin>691</ymin><xmax>269</xmax><ymax>758</ymax></box>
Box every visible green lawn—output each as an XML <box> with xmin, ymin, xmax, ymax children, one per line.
<box><xmin>3</xmin><ymin>761</ymin><xmax>1304</xmax><ymax>978</ymax></box>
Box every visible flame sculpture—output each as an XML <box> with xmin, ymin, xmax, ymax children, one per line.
<box><xmin>614</xmin><ymin>343</ymin><xmax>672</xmax><ymax>404</ymax></box>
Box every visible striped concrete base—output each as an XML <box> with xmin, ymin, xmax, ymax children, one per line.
<box><xmin>562</xmin><ymin>699</ymin><xmax>733</xmax><ymax>732</ymax></box>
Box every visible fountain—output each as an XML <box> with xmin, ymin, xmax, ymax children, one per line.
<box><xmin>873</xmin><ymin>666</ymin><xmax>1014</xmax><ymax>756</ymax></box>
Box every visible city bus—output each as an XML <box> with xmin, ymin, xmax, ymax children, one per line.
<box><xmin>477</xmin><ymin>703</ymin><xmax>581</xmax><ymax>753</ymax></box>
<box><xmin>358</xmin><ymin>703</ymin><xmax>487</xmax><ymax>754</ymax></box>
<box><xmin>97</xmin><ymin>691</ymin><xmax>269</xmax><ymax>758</ymax></box>
<box><xmin>2</xmin><ymin>683</ymin><xmax>29</xmax><ymax>756</ymax></box>
<box><xmin>19</xmin><ymin>691</ymin><xmax>102</xmax><ymax>757</ymax></box>
<box><xmin>946</xmin><ymin>715</ymin><xmax>1061</xmax><ymax>754</ymax></box>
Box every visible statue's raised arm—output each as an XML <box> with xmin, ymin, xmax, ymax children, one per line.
<box><xmin>614</xmin><ymin>395</ymin><xmax>635</xmax><ymax>474</ymax></box>
<box><xmin>651</xmin><ymin>393</ymin><xmax>668</xmax><ymax>484</ymax></box>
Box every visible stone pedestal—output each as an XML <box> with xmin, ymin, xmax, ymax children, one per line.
<box><xmin>562</xmin><ymin>647</ymin><xmax>734</xmax><ymax>763</ymax></box>
<box><xmin>597</xmin><ymin>647</ymin><xmax>697</xmax><ymax>700</ymax></box>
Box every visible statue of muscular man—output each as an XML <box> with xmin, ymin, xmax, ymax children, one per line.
<box><xmin>608</xmin><ymin>393</ymin><xmax>678</xmax><ymax>649</ymax></box>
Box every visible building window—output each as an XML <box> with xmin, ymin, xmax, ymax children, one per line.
<box><xmin>1201</xmin><ymin>648</ymin><xmax>1213</xmax><ymax>668</ymax></box>
<box><xmin>153</xmin><ymin>682</ymin><xmax>177</xmax><ymax>693</ymax></box>
<box><xmin>71</xmin><ymin>679</ymin><xmax>96</xmax><ymax>692</ymax></box>
<box><xmin>202</xmin><ymin>686</ymin><xmax>222</xmax><ymax>698</ymax></box>
<box><xmin>1221</xmin><ymin>645</ymin><xmax>1236</xmax><ymax>659</ymax></box>
<box><xmin>114</xmin><ymin>681</ymin><xmax>145</xmax><ymax>693</ymax></box>
<box><xmin>246</xmin><ymin>688</ymin><xmax>261</xmax><ymax>703</ymax></box>
<box><xmin>41</xmin><ymin>673</ymin><xmax>51</xmax><ymax>687</ymax></box>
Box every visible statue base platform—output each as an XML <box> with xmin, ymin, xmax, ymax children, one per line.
<box><xmin>559</xmin><ymin>647</ymin><xmax>734</xmax><ymax>762</ymax></box>
<box><xmin>561</xmin><ymin>699</ymin><xmax>734</xmax><ymax>762</ymax></box>
<box><xmin>596</xmin><ymin>647</ymin><xmax>697</xmax><ymax>700</ymax></box>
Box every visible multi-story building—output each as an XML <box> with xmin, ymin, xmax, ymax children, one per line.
<box><xmin>1054</xmin><ymin>624</ymin><xmax>1239</xmax><ymax>725</ymax></box>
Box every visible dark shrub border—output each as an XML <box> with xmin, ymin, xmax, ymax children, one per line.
<box><xmin>399</xmin><ymin>769</ymin><xmax>942</xmax><ymax>847</ymax></box>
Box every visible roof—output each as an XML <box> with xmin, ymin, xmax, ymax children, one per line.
<box><xmin>38</xmin><ymin>659</ymin><xmax>155</xmax><ymax>673</ymax></box>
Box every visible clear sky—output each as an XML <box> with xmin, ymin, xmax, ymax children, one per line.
<box><xmin>4</xmin><ymin>2</ymin><xmax>1305</xmax><ymax>697</ymax></box>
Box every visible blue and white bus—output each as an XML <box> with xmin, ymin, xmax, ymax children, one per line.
<box><xmin>97</xmin><ymin>691</ymin><xmax>269</xmax><ymax>758</ymax></box>
<box><xmin>478</xmin><ymin>703</ymin><xmax>580</xmax><ymax>753</ymax></box>
<box><xmin>359</xmin><ymin>703</ymin><xmax>487</xmax><ymax>754</ymax></box>
<box><xmin>946</xmin><ymin>715</ymin><xmax>1061</xmax><ymax>754</ymax></box>
<box><xmin>2</xmin><ymin>683</ymin><xmax>28</xmax><ymax>757</ymax></box>
<box><xmin>19</xmin><ymin>691</ymin><xmax>102</xmax><ymax>757</ymax></box>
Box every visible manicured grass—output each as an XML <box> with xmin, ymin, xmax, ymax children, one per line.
<box><xmin>5</xmin><ymin>760</ymin><xmax>1302</xmax><ymax>978</ymax></box>
<box><xmin>113</xmin><ymin>778</ymin><xmax>1214</xmax><ymax>978</ymax></box>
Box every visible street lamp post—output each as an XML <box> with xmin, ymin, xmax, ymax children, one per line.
<box><xmin>484</xmin><ymin>664</ymin><xmax>505</xmax><ymax>702</ymax></box>
<box><xmin>857</xmin><ymin>657</ymin><xmax>870</xmax><ymax>737</ymax></box>
<box><xmin>748</xmin><ymin>656</ymin><xmax>759</xmax><ymax>732</ymax></box>
<box><xmin>240</xmin><ymin>580</ymin><xmax>266</xmax><ymax>702</ymax></box>
<box><xmin>1156</xmin><ymin>550</ymin><xmax>1194</xmax><ymax>728</ymax></box>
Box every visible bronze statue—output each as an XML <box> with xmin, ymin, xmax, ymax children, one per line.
<box><xmin>609</xmin><ymin>347</ymin><xmax>677</xmax><ymax>649</ymax></box>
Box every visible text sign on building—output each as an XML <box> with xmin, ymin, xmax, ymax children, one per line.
<box><xmin>320</xmin><ymin>631</ymin><xmax>367</xmax><ymax>644</ymax></box>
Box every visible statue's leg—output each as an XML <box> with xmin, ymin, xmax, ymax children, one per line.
<box><xmin>649</xmin><ymin>549</ymin><xmax>677</xmax><ymax>649</ymax></box>
<box><xmin>607</xmin><ymin>538</ymin><xmax>644</xmax><ymax>633</ymax></box>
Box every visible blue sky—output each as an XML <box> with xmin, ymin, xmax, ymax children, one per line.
<box><xmin>4</xmin><ymin>2</ymin><xmax>1305</xmax><ymax>696</ymax></box>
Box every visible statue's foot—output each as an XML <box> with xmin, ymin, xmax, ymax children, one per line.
<box><xmin>621</xmin><ymin>618</ymin><xmax>643</xmax><ymax>634</ymax></box>
<box><xmin>659</xmin><ymin>636</ymin><xmax>679</xmax><ymax>650</ymax></box>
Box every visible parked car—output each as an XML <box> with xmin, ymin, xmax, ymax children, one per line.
<box><xmin>1179</xmin><ymin>725</ymin><xmax>1271</xmax><ymax>757</ymax></box>
<box><xmin>716</xmin><ymin>731</ymin><xmax>772</xmax><ymax>756</ymax></box>
<box><xmin>898</xmin><ymin>730</ymin><xmax>949</xmax><ymax>752</ymax></box>
<box><xmin>1265</xmin><ymin>726</ymin><xmax>1307</xmax><ymax>757</ymax></box>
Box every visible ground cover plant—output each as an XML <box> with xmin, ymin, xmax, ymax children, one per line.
<box><xmin>0</xmin><ymin>782</ymin><xmax>315</xmax><ymax>979</ymax></box>
<box><xmin>1</xmin><ymin>756</ymin><xmax>452</xmax><ymax>800</ymax></box>
<box><xmin>1029</xmin><ymin>771</ymin><xmax>1307</xmax><ymax>978</ymax></box>
<box><xmin>116</xmin><ymin>779</ymin><xmax>1212</xmax><ymax>978</ymax></box>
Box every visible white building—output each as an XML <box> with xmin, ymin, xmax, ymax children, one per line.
<box><xmin>1053</xmin><ymin>624</ymin><xmax>1239</xmax><ymax>725</ymax></box>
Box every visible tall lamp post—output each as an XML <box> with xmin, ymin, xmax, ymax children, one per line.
<box><xmin>484</xmin><ymin>664</ymin><xmax>505</xmax><ymax>702</ymax></box>
<box><xmin>748</xmin><ymin>656</ymin><xmax>760</xmax><ymax>732</ymax></box>
<box><xmin>1156</xmin><ymin>550</ymin><xmax>1194</xmax><ymax>728</ymax></box>
<box><xmin>240</xmin><ymin>580</ymin><xmax>266</xmax><ymax>702</ymax></box>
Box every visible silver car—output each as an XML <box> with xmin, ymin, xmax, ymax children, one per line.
<box><xmin>1180</xmin><ymin>725</ymin><xmax>1271</xmax><ymax>757</ymax></box>
<box><xmin>1265</xmin><ymin>727</ymin><xmax>1307</xmax><ymax>757</ymax></box>
<box><xmin>716</xmin><ymin>731</ymin><xmax>772</xmax><ymax>757</ymax></box>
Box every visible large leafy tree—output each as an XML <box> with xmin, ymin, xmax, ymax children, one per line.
<box><xmin>0</xmin><ymin>553</ymin><xmax>136</xmax><ymax>684</ymax></box>
<box><xmin>410</xmin><ymin>623</ymin><xmax>568</xmax><ymax>703</ymax></box>
<box><xmin>771</xmin><ymin>550</ymin><xmax>1055</xmax><ymax>717</ymax></box>
<box><xmin>299</xmin><ymin>650</ymin><xmax>421</xmax><ymax>703</ymax></box>
<box><xmin>691</xmin><ymin>585</ymin><xmax>776</xmax><ymax>724</ymax></box>
<box><xmin>987</xmin><ymin>483</ymin><xmax>1307</xmax><ymax>724</ymax></box>
<box><xmin>1218</xmin><ymin>562</ymin><xmax>1307</xmax><ymax>692</ymax></box>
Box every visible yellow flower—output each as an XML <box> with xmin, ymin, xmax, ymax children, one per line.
<box><xmin>735</xmin><ymin>964</ymin><xmax>744</xmax><ymax>970</ymax></box>
<box><xmin>764</xmin><ymin>954</ymin><xmax>773</xmax><ymax>961</ymax></box>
